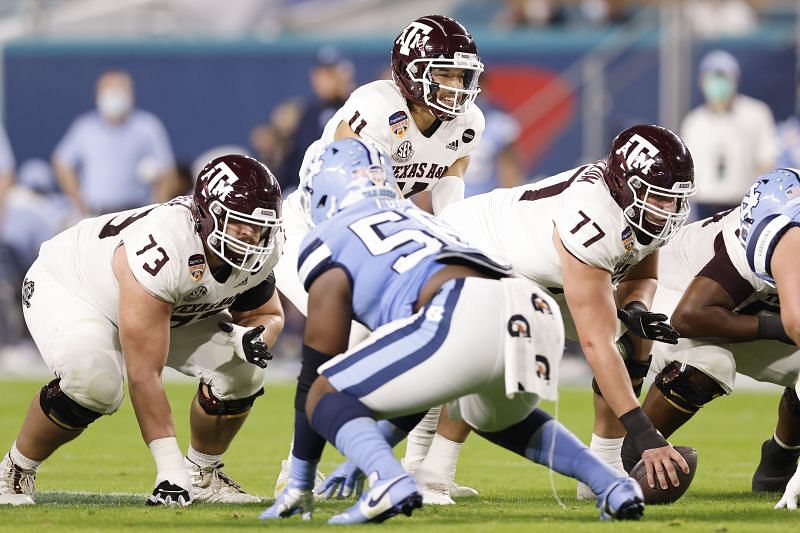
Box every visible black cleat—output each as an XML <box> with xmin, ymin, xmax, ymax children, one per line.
<box><xmin>752</xmin><ymin>438</ymin><xmax>800</xmax><ymax>493</ymax></box>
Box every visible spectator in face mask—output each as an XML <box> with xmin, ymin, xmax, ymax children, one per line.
<box><xmin>679</xmin><ymin>50</ymin><xmax>777</xmax><ymax>219</ymax></box>
<box><xmin>52</xmin><ymin>70</ymin><xmax>180</xmax><ymax>217</ymax></box>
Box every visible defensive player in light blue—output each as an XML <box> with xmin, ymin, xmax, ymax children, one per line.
<box><xmin>259</xmin><ymin>138</ymin><xmax>645</xmax><ymax>524</ymax></box>
<box><xmin>739</xmin><ymin>168</ymin><xmax>800</xmax><ymax>509</ymax></box>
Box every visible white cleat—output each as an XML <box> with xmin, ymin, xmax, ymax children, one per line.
<box><xmin>420</xmin><ymin>482</ymin><xmax>455</xmax><ymax>506</ymax></box>
<box><xmin>577</xmin><ymin>481</ymin><xmax>598</xmax><ymax>501</ymax></box>
<box><xmin>185</xmin><ymin>457</ymin><xmax>261</xmax><ymax>504</ymax></box>
<box><xmin>273</xmin><ymin>459</ymin><xmax>326</xmax><ymax>499</ymax></box>
<box><xmin>0</xmin><ymin>453</ymin><xmax>36</xmax><ymax>506</ymax></box>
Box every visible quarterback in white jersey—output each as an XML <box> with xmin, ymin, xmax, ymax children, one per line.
<box><xmin>439</xmin><ymin>125</ymin><xmax>698</xmax><ymax>495</ymax></box>
<box><xmin>0</xmin><ymin>155</ymin><xmax>284</xmax><ymax>507</ymax></box>
<box><xmin>271</xmin><ymin>14</ymin><xmax>485</xmax><ymax>503</ymax></box>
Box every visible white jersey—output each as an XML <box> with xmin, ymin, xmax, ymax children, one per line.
<box><xmin>440</xmin><ymin>161</ymin><xmax>661</xmax><ymax>289</ymax></box>
<box><xmin>36</xmin><ymin>197</ymin><xmax>282</xmax><ymax>328</ymax></box>
<box><xmin>658</xmin><ymin>207</ymin><xmax>777</xmax><ymax>314</ymax></box>
<box><xmin>298</xmin><ymin>79</ymin><xmax>485</xmax><ymax>199</ymax></box>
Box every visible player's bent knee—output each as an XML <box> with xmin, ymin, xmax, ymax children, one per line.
<box><xmin>654</xmin><ymin>361</ymin><xmax>725</xmax><ymax>414</ymax></box>
<box><xmin>197</xmin><ymin>382</ymin><xmax>264</xmax><ymax>418</ymax></box>
<box><xmin>40</xmin><ymin>378</ymin><xmax>105</xmax><ymax>430</ymax></box>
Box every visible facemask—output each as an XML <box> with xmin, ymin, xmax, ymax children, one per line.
<box><xmin>702</xmin><ymin>75</ymin><xmax>736</xmax><ymax>104</ymax></box>
<box><xmin>97</xmin><ymin>89</ymin><xmax>132</xmax><ymax>120</ymax></box>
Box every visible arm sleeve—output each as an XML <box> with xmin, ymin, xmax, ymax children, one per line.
<box><xmin>432</xmin><ymin>174</ymin><xmax>465</xmax><ymax>215</ymax></box>
<box><xmin>297</xmin><ymin>236</ymin><xmax>334</xmax><ymax>292</ymax></box>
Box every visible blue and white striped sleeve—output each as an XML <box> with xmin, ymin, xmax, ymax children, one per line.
<box><xmin>297</xmin><ymin>237</ymin><xmax>334</xmax><ymax>291</ymax></box>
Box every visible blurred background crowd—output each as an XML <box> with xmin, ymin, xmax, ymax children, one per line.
<box><xmin>0</xmin><ymin>0</ymin><xmax>799</xmax><ymax>377</ymax></box>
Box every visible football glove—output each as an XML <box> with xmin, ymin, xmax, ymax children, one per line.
<box><xmin>316</xmin><ymin>460</ymin><xmax>365</xmax><ymax>499</ymax></box>
<box><xmin>218</xmin><ymin>322</ymin><xmax>272</xmax><ymax>368</ymax></box>
<box><xmin>617</xmin><ymin>301</ymin><xmax>679</xmax><ymax>344</ymax></box>
<box><xmin>146</xmin><ymin>476</ymin><xmax>192</xmax><ymax>507</ymax></box>
<box><xmin>775</xmin><ymin>466</ymin><xmax>800</xmax><ymax>510</ymax></box>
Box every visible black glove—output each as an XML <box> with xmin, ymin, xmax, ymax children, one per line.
<box><xmin>218</xmin><ymin>322</ymin><xmax>273</xmax><ymax>368</ymax></box>
<box><xmin>617</xmin><ymin>301</ymin><xmax>679</xmax><ymax>344</ymax></box>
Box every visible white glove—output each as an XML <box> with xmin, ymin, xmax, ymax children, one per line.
<box><xmin>775</xmin><ymin>466</ymin><xmax>800</xmax><ymax>510</ymax></box>
<box><xmin>146</xmin><ymin>437</ymin><xmax>193</xmax><ymax>507</ymax></box>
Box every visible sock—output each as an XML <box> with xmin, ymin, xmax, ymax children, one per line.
<box><xmin>376</xmin><ymin>419</ymin><xmax>409</xmax><ymax>447</ymax></box>
<box><xmin>334</xmin><ymin>417</ymin><xmax>407</xmax><ymax>481</ymax></box>
<box><xmin>187</xmin><ymin>445</ymin><xmax>222</xmax><ymax>468</ymax></box>
<box><xmin>416</xmin><ymin>433</ymin><xmax>462</xmax><ymax>485</ymax></box>
<box><xmin>292</xmin><ymin>409</ymin><xmax>327</xmax><ymax>462</ymax></box>
<box><xmin>10</xmin><ymin>442</ymin><xmax>41</xmax><ymax>472</ymax></box>
<box><xmin>774</xmin><ymin>432</ymin><xmax>800</xmax><ymax>451</ymax></box>
<box><xmin>403</xmin><ymin>406</ymin><xmax>441</xmax><ymax>472</ymax></box>
<box><xmin>287</xmin><ymin>455</ymin><xmax>318</xmax><ymax>490</ymax></box>
<box><xmin>526</xmin><ymin>421</ymin><xmax>622</xmax><ymax>496</ymax></box>
<box><xmin>588</xmin><ymin>433</ymin><xmax>625</xmax><ymax>472</ymax></box>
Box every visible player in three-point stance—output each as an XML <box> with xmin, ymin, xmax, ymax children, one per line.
<box><xmin>0</xmin><ymin>155</ymin><xmax>284</xmax><ymax>506</ymax></box>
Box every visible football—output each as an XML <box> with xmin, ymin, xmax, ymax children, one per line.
<box><xmin>629</xmin><ymin>446</ymin><xmax>698</xmax><ymax>505</ymax></box>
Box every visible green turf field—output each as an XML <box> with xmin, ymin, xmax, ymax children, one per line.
<box><xmin>0</xmin><ymin>379</ymin><xmax>797</xmax><ymax>531</ymax></box>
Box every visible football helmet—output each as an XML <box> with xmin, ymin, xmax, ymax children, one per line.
<box><xmin>193</xmin><ymin>154</ymin><xmax>282</xmax><ymax>273</ymax></box>
<box><xmin>391</xmin><ymin>15</ymin><xmax>483</xmax><ymax>121</ymax></box>
<box><xmin>303</xmin><ymin>138</ymin><xmax>398</xmax><ymax>226</ymax></box>
<box><xmin>605</xmin><ymin>124</ymin><xmax>696</xmax><ymax>244</ymax></box>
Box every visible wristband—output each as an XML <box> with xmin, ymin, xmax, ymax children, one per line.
<box><xmin>619</xmin><ymin>407</ymin><xmax>668</xmax><ymax>451</ymax></box>
<box><xmin>757</xmin><ymin>314</ymin><xmax>794</xmax><ymax>344</ymax></box>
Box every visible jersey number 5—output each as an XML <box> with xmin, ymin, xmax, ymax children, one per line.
<box><xmin>349</xmin><ymin>211</ymin><xmax>444</xmax><ymax>273</ymax></box>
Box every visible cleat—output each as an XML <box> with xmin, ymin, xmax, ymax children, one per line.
<box><xmin>449</xmin><ymin>482</ymin><xmax>479</xmax><ymax>498</ymax></box>
<box><xmin>185</xmin><ymin>457</ymin><xmax>260</xmax><ymax>504</ymax></box>
<box><xmin>327</xmin><ymin>473</ymin><xmax>422</xmax><ymax>524</ymax></box>
<box><xmin>0</xmin><ymin>453</ymin><xmax>36</xmax><ymax>506</ymax></box>
<box><xmin>597</xmin><ymin>478</ymin><xmax>644</xmax><ymax>521</ymax></box>
<box><xmin>752</xmin><ymin>438</ymin><xmax>800</xmax><ymax>493</ymax></box>
<box><xmin>420</xmin><ymin>482</ymin><xmax>455</xmax><ymax>506</ymax></box>
<box><xmin>259</xmin><ymin>486</ymin><xmax>313</xmax><ymax>520</ymax></box>
<box><xmin>274</xmin><ymin>458</ymin><xmax>327</xmax><ymax>499</ymax></box>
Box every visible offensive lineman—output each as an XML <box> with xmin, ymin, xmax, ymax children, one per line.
<box><xmin>0</xmin><ymin>155</ymin><xmax>284</xmax><ymax>506</ymax></box>
<box><xmin>616</xmin><ymin>169</ymin><xmax>800</xmax><ymax>509</ymax></box>
<box><xmin>425</xmin><ymin>124</ymin><xmax>697</xmax><ymax>497</ymax></box>
<box><xmin>262</xmin><ymin>138</ymin><xmax>645</xmax><ymax>524</ymax></box>
<box><xmin>272</xmin><ymin>14</ymin><xmax>485</xmax><ymax>501</ymax></box>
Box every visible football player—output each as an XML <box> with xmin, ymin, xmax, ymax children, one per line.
<box><xmin>260</xmin><ymin>138</ymin><xmax>645</xmax><ymax>524</ymax></box>
<box><xmin>0</xmin><ymin>155</ymin><xmax>284</xmax><ymax>506</ymax></box>
<box><xmin>617</xmin><ymin>169</ymin><xmax>800</xmax><ymax>509</ymax></box>
<box><xmin>272</xmin><ymin>14</ymin><xmax>485</xmax><ymax>501</ymax></box>
<box><xmin>416</xmin><ymin>124</ymin><xmax>696</xmax><ymax>500</ymax></box>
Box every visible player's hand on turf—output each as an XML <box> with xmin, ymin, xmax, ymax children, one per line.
<box><xmin>641</xmin><ymin>444</ymin><xmax>690</xmax><ymax>490</ymax></box>
<box><xmin>775</xmin><ymin>465</ymin><xmax>800</xmax><ymax>510</ymax></box>
<box><xmin>617</xmin><ymin>302</ymin><xmax>679</xmax><ymax>344</ymax></box>
<box><xmin>218</xmin><ymin>322</ymin><xmax>272</xmax><ymax>368</ymax></box>
<box><xmin>316</xmin><ymin>460</ymin><xmax>365</xmax><ymax>499</ymax></box>
<box><xmin>146</xmin><ymin>474</ymin><xmax>193</xmax><ymax>507</ymax></box>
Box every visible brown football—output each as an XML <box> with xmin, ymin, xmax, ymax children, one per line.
<box><xmin>629</xmin><ymin>446</ymin><xmax>698</xmax><ymax>505</ymax></box>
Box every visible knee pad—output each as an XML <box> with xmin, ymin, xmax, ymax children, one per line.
<box><xmin>295</xmin><ymin>344</ymin><xmax>331</xmax><ymax>411</ymax></box>
<box><xmin>197</xmin><ymin>383</ymin><xmax>264</xmax><ymax>418</ymax></box>
<box><xmin>782</xmin><ymin>387</ymin><xmax>800</xmax><ymax>419</ymax></box>
<box><xmin>654</xmin><ymin>361</ymin><xmax>725</xmax><ymax>414</ymax></box>
<box><xmin>592</xmin><ymin>353</ymin><xmax>653</xmax><ymax>398</ymax></box>
<box><xmin>39</xmin><ymin>378</ymin><xmax>104</xmax><ymax>431</ymax></box>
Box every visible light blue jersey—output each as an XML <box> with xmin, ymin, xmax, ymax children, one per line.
<box><xmin>739</xmin><ymin>168</ymin><xmax>800</xmax><ymax>285</ymax></box>
<box><xmin>297</xmin><ymin>197</ymin><xmax>511</xmax><ymax>330</ymax></box>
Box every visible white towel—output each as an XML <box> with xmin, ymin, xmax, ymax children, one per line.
<box><xmin>501</xmin><ymin>278</ymin><xmax>564</xmax><ymax>402</ymax></box>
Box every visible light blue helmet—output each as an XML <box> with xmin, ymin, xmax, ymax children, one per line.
<box><xmin>304</xmin><ymin>138</ymin><xmax>398</xmax><ymax>225</ymax></box>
